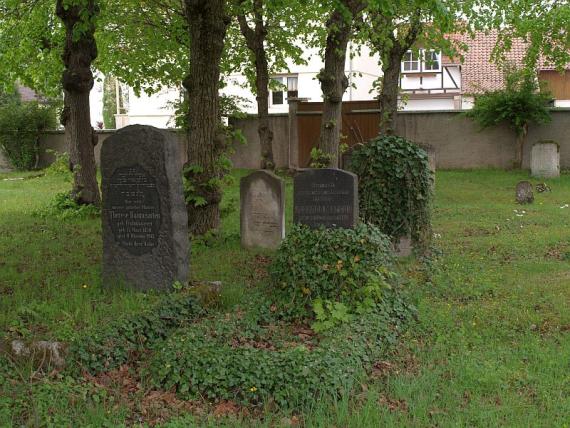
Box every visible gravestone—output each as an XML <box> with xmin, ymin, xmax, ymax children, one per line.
<box><xmin>516</xmin><ymin>181</ymin><xmax>534</xmax><ymax>204</ymax></box>
<box><xmin>101</xmin><ymin>125</ymin><xmax>189</xmax><ymax>291</ymax></box>
<box><xmin>0</xmin><ymin>149</ymin><xmax>13</xmax><ymax>173</ymax></box>
<box><xmin>531</xmin><ymin>141</ymin><xmax>560</xmax><ymax>178</ymax></box>
<box><xmin>240</xmin><ymin>170</ymin><xmax>285</xmax><ymax>249</ymax></box>
<box><xmin>294</xmin><ymin>168</ymin><xmax>358</xmax><ymax>229</ymax></box>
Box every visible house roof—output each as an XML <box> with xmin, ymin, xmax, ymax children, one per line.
<box><xmin>449</xmin><ymin>30</ymin><xmax>569</xmax><ymax>95</ymax></box>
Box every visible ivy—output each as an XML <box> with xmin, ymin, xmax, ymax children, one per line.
<box><xmin>350</xmin><ymin>135</ymin><xmax>433</xmax><ymax>252</ymax></box>
<box><xmin>146</xmin><ymin>289</ymin><xmax>415</xmax><ymax>409</ymax></box>
<box><xmin>67</xmin><ymin>293</ymin><xmax>203</xmax><ymax>375</ymax></box>
<box><xmin>269</xmin><ymin>224</ymin><xmax>396</xmax><ymax>326</ymax></box>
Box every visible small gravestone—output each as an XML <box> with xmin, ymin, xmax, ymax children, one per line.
<box><xmin>101</xmin><ymin>125</ymin><xmax>189</xmax><ymax>291</ymax></box>
<box><xmin>531</xmin><ymin>141</ymin><xmax>560</xmax><ymax>178</ymax></box>
<box><xmin>516</xmin><ymin>181</ymin><xmax>534</xmax><ymax>204</ymax></box>
<box><xmin>294</xmin><ymin>168</ymin><xmax>358</xmax><ymax>229</ymax></box>
<box><xmin>240</xmin><ymin>170</ymin><xmax>285</xmax><ymax>249</ymax></box>
<box><xmin>0</xmin><ymin>149</ymin><xmax>13</xmax><ymax>173</ymax></box>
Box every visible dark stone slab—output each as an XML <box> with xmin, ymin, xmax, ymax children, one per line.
<box><xmin>516</xmin><ymin>181</ymin><xmax>534</xmax><ymax>204</ymax></box>
<box><xmin>293</xmin><ymin>168</ymin><xmax>358</xmax><ymax>229</ymax></box>
<box><xmin>240</xmin><ymin>170</ymin><xmax>285</xmax><ymax>249</ymax></box>
<box><xmin>101</xmin><ymin>125</ymin><xmax>189</xmax><ymax>291</ymax></box>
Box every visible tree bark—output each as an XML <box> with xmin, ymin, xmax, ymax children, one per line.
<box><xmin>237</xmin><ymin>0</ymin><xmax>274</xmax><ymax>169</ymax></box>
<box><xmin>374</xmin><ymin>14</ymin><xmax>422</xmax><ymax>136</ymax></box>
<box><xmin>317</xmin><ymin>0</ymin><xmax>365</xmax><ymax>168</ymax></box>
<box><xmin>56</xmin><ymin>0</ymin><xmax>100</xmax><ymax>205</ymax></box>
<box><xmin>183</xmin><ymin>0</ymin><xmax>230</xmax><ymax>235</ymax></box>
<box><xmin>515</xmin><ymin>123</ymin><xmax>528</xmax><ymax>169</ymax></box>
<box><xmin>378</xmin><ymin>47</ymin><xmax>403</xmax><ymax>136</ymax></box>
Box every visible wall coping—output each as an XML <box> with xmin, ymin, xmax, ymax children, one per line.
<box><xmin>38</xmin><ymin>107</ymin><xmax>570</xmax><ymax>134</ymax></box>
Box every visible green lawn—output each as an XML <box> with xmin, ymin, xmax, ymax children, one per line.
<box><xmin>1</xmin><ymin>169</ymin><xmax>569</xmax><ymax>426</ymax></box>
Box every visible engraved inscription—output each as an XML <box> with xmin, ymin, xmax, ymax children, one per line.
<box><xmin>294</xmin><ymin>169</ymin><xmax>357</xmax><ymax>229</ymax></box>
<box><xmin>251</xmin><ymin>192</ymin><xmax>280</xmax><ymax>233</ymax></box>
<box><xmin>107</xmin><ymin>165</ymin><xmax>161</xmax><ymax>255</ymax></box>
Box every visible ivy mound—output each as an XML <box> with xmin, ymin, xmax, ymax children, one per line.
<box><xmin>269</xmin><ymin>224</ymin><xmax>395</xmax><ymax>328</ymax></box>
<box><xmin>147</xmin><ymin>291</ymin><xmax>414</xmax><ymax>409</ymax></box>
<box><xmin>350</xmin><ymin>135</ymin><xmax>433</xmax><ymax>251</ymax></box>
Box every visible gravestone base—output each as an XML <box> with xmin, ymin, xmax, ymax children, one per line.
<box><xmin>101</xmin><ymin>125</ymin><xmax>189</xmax><ymax>291</ymax></box>
<box><xmin>531</xmin><ymin>141</ymin><xmax>559</xmax><ymax>179</ymax></box>
<box><xmin>240</xmin><ymin>170</ymin><xmax>285</xmax><ymax>250</ymax></box>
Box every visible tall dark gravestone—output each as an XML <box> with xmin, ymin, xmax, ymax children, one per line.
<box><xmin>294</xmin><ymin>168</ymin><xmax>358</xmax><ymax>229</ymax></box>
<box><xmin>101</xmin><ymin>125</ymin><xmax>189</xmax><ymax>291</ymax></box>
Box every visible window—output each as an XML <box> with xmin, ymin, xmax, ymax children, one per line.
<box><xmin>271</xmin><ymin>77</ymin><xmax>284</xmax><ymax>105</ymax></box>
<box><xmin>401</xmin><ymin>50</ymin><xmax>442</xmax><ymax>73</ymax></box>
<box><xmin>270</xmin><ymin>75</ymin><xmax>298</xmax><ymax>106</ymax></box>
<box><xmin>423</xmin><ymin>50</ymin><xmax>441</xmax><ymax>72</ymax></box>
<box><xmin>402</xmin><ymin>51</ymin><xmax>420</xmax><ymax>72</ymax></box>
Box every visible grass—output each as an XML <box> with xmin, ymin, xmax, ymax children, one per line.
<box><xmin>1</xmin><ymin>168</ymin><xmax>570</xmax><ymax>426</ymax></box>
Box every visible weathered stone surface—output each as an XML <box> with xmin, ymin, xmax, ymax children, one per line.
<box><xmin>531</xmin><ymin>141</ymin><xmax>560</xmax><ymax>178</ymax></box>
<box><xmin>0</xmin><ymin>149</ymin><xmax>14</xmax><ymax>173</ymax></box>
<box><xmin>294</xmin><ymin>168</ymin><xmax>358</xmax><ymax>229</ymax></box>
<box><xmin>101</xmin><ymin>125</ymin><xmax>189</xmax><ymax>291</ymax></box>
<box><xmin>394</xmin><ymin>235</ymin><xmax>413</xmax><ymax>257</ymax></box>
<box><xmin>516</xmin><ymin>181</ymin><xmax>534</xmax><ymax>204</ymax></box>
<box><xmin>9</xmin><ymin>340</ymin><xmax>66</xmax><ymax>369</ymax></box>
<box><xmin>240</xmin><ymin>170</ymin><xmax>285</xmax><ymax>249</ymax></box>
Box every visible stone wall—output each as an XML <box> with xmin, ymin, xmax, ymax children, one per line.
<box><xmin>37</xmin><ymin>109</ymin><xmax>570</xmax><ymax>170</ymax></box>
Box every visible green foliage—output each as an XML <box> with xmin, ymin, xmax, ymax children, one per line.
<box><xmin>44</xmin><ymin>150</ymin><xmax>71</xmax><ymax>178</ymax></box>
<box><xmin>269</xmin><ymin>224</ymin><xmax>395</xmax><ymax>324</ymax></box>
<box><xmin>350</xmin><ymin>135</ymin><xmax>433</xmax><ymax>250</ymax></box>
<box><xmin>147</xmin><ymin>290</ymin><xmax>414</xmax><ymax>409</ymax></box>
<box><xmin>68</xmin><ymin>293</ymin><xmax>203</xmax><ymax>375</ymax></box>
<box><xmin>0</xmin><ymin>100</ymin><xmax>56</xmax><ymax>170</ymax></box>
<box><xmin>309</xmin><ymin>147</ymin><xmax>334</xmax><ymax>168</ymax></box>
<box><xmin>466</xmin><ymin>67</ymin><xmax>553</xmax><ymax>136</ymax></box>
<box><xmin>35</xmin><ymin>191</ymin><xmax>100</xmax><ymax>220</ymax></box>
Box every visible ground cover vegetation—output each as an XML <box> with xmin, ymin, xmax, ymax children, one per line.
<box><xmin>1</xmin><ymin>168</ymin><xmax>569</xmax><ymax>426</ymax></box>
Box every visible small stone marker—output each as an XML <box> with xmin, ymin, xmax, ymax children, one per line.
<box><xmin>516</xmin><ymin>181</ymin><xmax>534</xmax><ymax>204</ymax></box>
<box><xmin>0</xmin><ymin>150</ymin><xmax>13</xmax><ymax>173</ymax></box>
<box><xmin>531</xmin><ymin>141</ymin><xmax>560</xmax><ymax>178</ymax></box>
<box><xmin>240</xmin><ymin>170</ymin><xmax>285</xmax><ymax>249</ymax></box>
<box><xmin>294</xmin><ymin>168</ymin><xmax>358</xmax><ymax>229</ymax></box>
<box><xmin>101</xmin><ymin>125</ymin><xmax>189</xmax><ymax>291</ymax></box>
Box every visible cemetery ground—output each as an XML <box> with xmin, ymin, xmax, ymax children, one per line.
<box><xmin>1</xmin><ymin>168</ymin><xmax>570</xmax><ymax>426</ymax></box>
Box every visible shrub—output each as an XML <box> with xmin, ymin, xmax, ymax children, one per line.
<box><xmin>0</xmin><ymin>101</ymin><xmax>56</xmax><ymax>170</ymax></box>
<box><xmin>34</xmin><ymin>192</ymin><xmax>100</xmax><ymax>220</ymax></box>
<box><xmin>269</xmin><ymin>224</ymin><xmax>395</xmax><ymax>327</ymax></box>
<box><xmin>350</xmin><ymin>135</ymin><xmax>433</xmax><ymax>251</ymax></box>
<box><xmin>465</xmin><ymin>67</ymin><xmax>552</xmax><ymax>169</ymax></box>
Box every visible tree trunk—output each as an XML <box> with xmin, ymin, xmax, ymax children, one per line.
<box><xmin>183</xmin><ymin>0</ymin><xmax>229</xmax><ymax>235</ymax></box>
<box><xmin>378</xmin><ymin>48</ymin><xmax>402</xmax><ymax>136</ymax></box>
<box><xmin>255</xmin><ymin>51</ymin><xmax>274</xmax><ymax>169</ymax></box>
<box><xmin>515</xmin><ymin>123</ymin><xmax>528</xmax><ymax>169</ymax></box>
<box><xmin>317</xmin><ymin>1</ymin><xmax>365</xmax><ymax>168</ymax></box>
<box><xmin>237</xmin><ymin>1</ymin><xmax>274</xmax><ymax>169</ymax></box>
<box><xmin>56</xmin><ymin>0</ymin><xmax>100</xmax><ymax>205</ymax></box>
